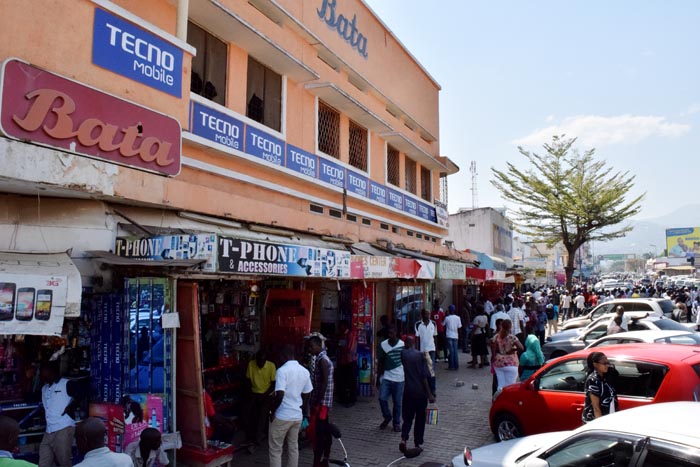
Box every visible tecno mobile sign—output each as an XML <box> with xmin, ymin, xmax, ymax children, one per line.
<box><xmin>0</xmin><ymin>59</ymin><xmax>181</xmax><ymax>176</ymax></box>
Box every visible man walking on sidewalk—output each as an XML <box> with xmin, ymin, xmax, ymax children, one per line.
<box><xmin>309</xmin><ymin>336</ymin><xmax>334</xmax><ymax>467</ymax></box>
<box><xmin>415</xmin><ymin>309</ymin><xmax>437</xmax><ymax>394</ymax></box>
<box><xmin>377</xmin><ymin>325</ymin><xmax>404</xmax><ymax>432</ymax></box>
<box><xmin>443</xmin><ymin>305</ymin><xmax>462</xmax><ymax>370</ymax></box>
<box><xmin>399</xmin><ymin>336</ymin><xmax>435</xmax><ymax>453</ymax></box>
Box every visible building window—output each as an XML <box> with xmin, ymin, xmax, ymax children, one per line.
<box><xmin>349</xmin><ymin>120</ymin><xmax>368</xmax><ymax>171</ymax></box>
<box><xmin>318</xmin><ymin>101</ymin><xmax>340</xmax><ymax>158</ymax></box>
<box><xmin>188</xmin><ymin>22</ymin><xmax>227</xmax><ymax>105</ymax></box>
<box><xmin>387</xmin><ymin>145</ymin><xmax>400</xmax><ymax>187</ymax></box>
<box><xmin>420</xmin><ymin>166</ymin><xmax>431</xmax><ymax>201</ymax></box>
<box><xmin>246</xmin><ymin>57</ymin><xmax>282</xmax><ymax>132</ymax></box>
<box><xmin>405</xmin><ymin>157</ymin><xmax>417</xmax><ymax>194</ymax></box>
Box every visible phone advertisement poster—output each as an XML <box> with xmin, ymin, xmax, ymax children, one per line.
<box><xmin>0</xmin><ymin>273</ymin><xmax>68</xmax><ymax>336</ymax></box>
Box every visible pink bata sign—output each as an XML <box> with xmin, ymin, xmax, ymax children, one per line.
<box><xmin>0</xmin><ymin>59</ymin><xmax>181</xmax><ymax>176</ymax></box>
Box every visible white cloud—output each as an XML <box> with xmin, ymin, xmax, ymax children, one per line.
<box><xmin>545</xmin><ymin>114</ymin><xmax>556</xmax><ymax>123</ymax></box>
<box><xmin>513</xmin><ymin>114</ymin><xmax>690</xmax><ymax>147</ymax></box>
<box><xmin>683</xmin><ymin>103</ymin><xmax>700</xmax><ymax>116</ymax></box>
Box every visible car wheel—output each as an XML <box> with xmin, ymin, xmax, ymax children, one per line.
<box><xmin>550</xmin><ymin>350</ymin><xmax>567</xmax><ymax>359</ymax></box>
<box><xmin>494</xmin><ymin>413</ymin><xmax>523</xmax><ymax>442</ymax></box>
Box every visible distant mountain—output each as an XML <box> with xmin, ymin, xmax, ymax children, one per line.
<box><xmin>593</xmin><ymin>205</ymin><xmax>700</xmax><ymax>256</ymax></box>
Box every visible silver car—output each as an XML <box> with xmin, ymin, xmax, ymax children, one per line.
<box><xmin>560</xmin><ymin>298</ymin><xmax>675</xmax><ymax>330</ymax></box>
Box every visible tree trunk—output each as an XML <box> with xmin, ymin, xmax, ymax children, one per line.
<box><xmin>565</xmin><ymin>246</ymin><xmax>578</xmax><ymax>291</ymax></box>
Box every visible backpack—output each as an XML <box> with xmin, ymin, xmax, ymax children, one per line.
<box><xmin>546</xmin><ymin>307</ymin><xmax>555</xmax><ymax>320</ymax></box>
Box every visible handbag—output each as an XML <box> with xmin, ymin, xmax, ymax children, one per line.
<box><xmin>426</xmin><ymin>403</ymin><xmax>438</xmax><ymax>425</ymax></box>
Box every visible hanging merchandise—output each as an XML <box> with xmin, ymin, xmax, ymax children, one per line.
<box><xmin>351</xmin><ymin>284</ymin><xmax>375</xmax><ymax>397</ymax></box>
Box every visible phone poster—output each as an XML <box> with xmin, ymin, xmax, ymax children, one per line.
<box><xmin>0</xmin><ymin>273</ymin><xmax>68</xmax><ymax>336</ymax></box>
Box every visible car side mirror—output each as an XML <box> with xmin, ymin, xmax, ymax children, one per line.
<box><xmin>523</xmin><ymin>458</ymin><xmax>550</xmax><ymax>467</ymax></box>
<box><xmin>529</xmin><ymin>379</ymin><xmax>538</xmax><ymax>391</ymax></box>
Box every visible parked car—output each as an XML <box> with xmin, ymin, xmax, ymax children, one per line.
<box><xmin>542</xmin><ymin>312</ymin><xmax>691</xmax><ymax>359</ymax></box>
<box><xmin>489</xmin><ymin>343</ymin><xmax>700</xmax><ymax>442</ymax></box>
<box><xmin>586</xmin><ymin>329</ymin><xmax>700</xmax><ymax>349</ymax></box>
<box><xmin>560</xmin><ymin>298</ymin><xmax>675</xmax><ymax>330</ymax></box>
<box><xmin>452</xmin><ymin>402</ymin><xmax>700</xmax><ymax>466</ymax></box>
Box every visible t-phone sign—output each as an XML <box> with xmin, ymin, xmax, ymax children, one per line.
<box><xmin>92</xmin><ymin>8</ymin><xmax>183</xmax><ymax>97</ymax></box>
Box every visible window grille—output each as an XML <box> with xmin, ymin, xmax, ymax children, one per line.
<box><xmin>405</xmin><ymin>157</ymin><xmax>417</xmax><ymax>194</ymax></box>
<box><xmin>318</xmin><ymin>101</ymin><xmax>340</xmax><ymax>158</ymax></box>
<box><xmin>421</xmin><ymin>166</ymin><xmax>431</xmax><ymax>201</ymax></box>
<box><xmin>387</xmin><ymin>145</ymin><xmax>400</xmax><ymax>187</ymax></box>
<box><xmin>188</xmin><ymin>22</ymin><xmax>227</xmax><ymax>106</ymax></box>
<box><xmin>349</xmin><ymin>120</ymin><xmax>368</xmax><ymax>171</ymax></box>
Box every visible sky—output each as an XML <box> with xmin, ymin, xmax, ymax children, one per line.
<box><xmin>364</xmin><ymin>0</ymin><xmax>700</xmax><ymax>221</ymax></box>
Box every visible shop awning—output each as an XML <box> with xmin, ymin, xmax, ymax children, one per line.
<box><xmin>0</xmin><ymin>251</ymin><xmax>82</xmax><ymax>336</ymax></box>
<box><xmin>86</xmin><ymin>250</ymin><xmax>207</xmax><ymax>268</ymax></box>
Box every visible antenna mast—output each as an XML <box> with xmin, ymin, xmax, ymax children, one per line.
<box><xmin>470</xmin><ymin>161</ymin><xmax>478</xmax><ymax>208</ymax></box>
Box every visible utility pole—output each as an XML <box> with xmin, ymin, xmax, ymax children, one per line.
<box><xmin>470</xmin><ymin>161</ymin><xmax>478</xmax><ymax>209</ymax></box>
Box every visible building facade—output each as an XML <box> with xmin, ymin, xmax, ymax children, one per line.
<box><xmin>0</xmin><ymin>0</ymin><xmax>460</xmax><ymax>459</ymax></box>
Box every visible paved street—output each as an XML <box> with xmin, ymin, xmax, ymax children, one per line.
<box><xmin>233</xmin><ymin>352</ymin><xmax>496</xmax><ymax>466</ymax></box>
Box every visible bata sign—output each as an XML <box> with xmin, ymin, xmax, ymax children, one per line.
<box><xmin>0</xmin><ymin>59</ymin><xmax>181</xmax><ymax>176</ymax></box>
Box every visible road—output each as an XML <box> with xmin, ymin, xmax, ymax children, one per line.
<box><xmin>232</xmin><ymin>352</ymin><xmax>497</xmax><ymax>466</ymax></box>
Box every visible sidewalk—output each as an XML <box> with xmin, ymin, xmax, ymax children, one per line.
<box><xmin>232</xmin><ymin>352</ymin><xmax>496</xmax><ymax>466</ymax></box>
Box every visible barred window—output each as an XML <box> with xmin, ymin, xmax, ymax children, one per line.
<box><xmin>420</xmin><ymin>166</ymin><xmax>431</xmax><ymax>201</ymax></box>
<box><xmin>349</xmin><ymin>120</ymin><xmax>368</xmax><ymax>171</ymax></box>
<box><xmin>405</xmin><ymin>157</ymin><xmax>417</xmax><ymax>194</ymax></box>
<box><xmin>188</xmin><ymin>22</ymin><xmax>227</xmax><ymax>106</ymax></box>
<box><xmin>318</xmin><ymin>101</ymin><xmax>340</xmax><ymax>158</ymax></box>
<box><xmin>246</xmin><ymin>57</ymin><xmax>282</xmax><ymax>132</ymax></box>
<box><xmin>387</xmin><ymin>145</ymin><xmax>400</xmax><ymax>187</ymax></box>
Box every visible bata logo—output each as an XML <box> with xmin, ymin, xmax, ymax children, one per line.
<box><xmin>13</xmin><ymin>89</ymin><xmax>175</xmax><ymax>167</ymax></box>
<box><xmin>317</xmin><ymin>0</ymin><xmax>368</xmax><ymax>58</ymax></box>
<box><xmin>0</xmin><ymin>60</ymin><xmax>181</xmax><ymax>176</ymax></box>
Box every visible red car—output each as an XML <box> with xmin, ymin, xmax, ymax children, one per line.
<box><xmin>490</xmin><ymin>343</ymin><xmax>700</xmax><ymax>441</ymax></box>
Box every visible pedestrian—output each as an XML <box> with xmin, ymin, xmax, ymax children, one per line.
<box><xmin>518</xmin><ymin>334</ymin><xmax>544</xmax><ymax>381</ymax></box>
<box><xmin>545</xmin><ymin>303</ymin><xmax>558</xmax><ymax>337</ymax></box>
<box><xmin>308</xmin><ymin>336</ymin><xmax>334</xmax><ymax>467</ymax></box>
<box><xmin>582</xmin><ymin>351</ymin><xmax>619</xmax><ymax>423</ymax></box>
<box><xmin>469</xmin><ymin>305</ymin><xmax>489</xmax><ymax>369</ymax></box>
<box><xmin>489</xmin><ymin>304</ymin><xmax>509</xmax><ymax>334</ymax></box>
<box><xmin>335</xmin><ymin>320</ymin><xmax>357</xmax><ymax>407</ymax></box>
<box><xmin>607</xmin><ymin>305</ymin><xmax>629</xmax><ymax>334</ymax></box>
<box><xmin>432</xmin><ymin>301</ymin><xmax>447</xmax><ymax>362</ymax></box>
<box><xmin>443</xmin><ymin>305</ymin><xmax>462</xmax><ymax>370</ymax></box>
<box><xmin>245</xmin><ymin>349</ymin><xmax>276</xmax><ymax>445</ymax></box>
<box><xmin>268</xmin><ymin>345</ymin><xmax>313</xmax><ymax>467</ymax></box>
<box><xmin>574</xmin><ymin>293</ymin><xmax>586</xmax><ymax>317</ymax></box>
<box><xmin>74</xmin><ymin>418</ymin><xmax>133</xmax><ymax>467</ymax></box>
<box><xmin>38</xmin><ymin>362</ymin><xmax>85</xmax><ymax>467</ymax></box>
<box><xmin>560</xmin><ymin>291</ymin><xmax>571</xmax><ymax>322</ymax></box>
<box><xmin>606</xmin><ymin>316</ymin><xmax>623</xmax><ymax>335</ymax></box>
<box><xmin>0</xmin><ymin>415</ymin><xmax>35</xmax><ymax>466</ymax></box>
<box><xmin>535</xmin><ymin>305</ymin><xmax>548</xmax><ymax>345</ymax></box>
<box><xmin>414</xmin><ymin>309</ymin><xmax>437</xmax><ymax>395</ymax></box>
<box><xmin>124</xmin><ymin>428</ymin><xmax>169</xmax><ymax>467</ymax></box>
<box><xmin>507</xmin><ymin>299</ymin><xmax>526</xmax><ymax>346</ymax></box>
<box><xmin>460</xmin><ymin>299</ymin><xmax>473</xmax><ymax>353</ymax></box>
<box><xmin>376</xmin><ymin>325</ymin><xmax>404</xmax><ymax>432</ymax></box>
<box><xmin>377</xmin><ymin>314</ymin><xmax>391</xmax><ymax>342</ymax></box>
<box><xmin>399</xmin><ymin>336</ymin><xmax>435</xmax><ymax>454</ymax></box>
<box><xmin>491</xmin><ymin>319</ymin><xmax>523</xmax><ymax>391</ymax></box>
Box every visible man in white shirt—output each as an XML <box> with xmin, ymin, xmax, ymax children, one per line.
<box><xmin>574</xmin><ymin>293</ymin><xmax>586</xmax><ymax>317</ymax></box>
<box><xmin>483</xmin><ymin>299</ymin><xmax>495</xmax><ymax>315</ymax></box>
<box><xmin>415</xmin><ymin>309</ymin><xmax>437</xmax><ymax>394</ymax></box>
<box><xmin>443</xmin><ymin>305</ymin><xmax>462</xmax><ymax>370</ymax></box>
<box><xmin>507</xmin><ymin>300</ymin><xmax>526</xmax><ymax>345</ymax></box>
<box><xmin>74</xmin><ymin>418</ymin><xmax>133</xmax><ymax>467</ymax></box>
<box><xmin>269</xmin><ymin>345</ymin><xmax>313</xmax><ymax>467</ymax></box>
<box><xmin>489</xmin><ymin>305</ymin><xmax>509</xmax><ymax>333</ymax></box>
<box><xmin>560</xmin><ymin>292</ymin><xmax>571</xmax><ymax>321</ymax></box>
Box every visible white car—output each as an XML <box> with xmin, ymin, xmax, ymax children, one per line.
<box><xmin>586</xmin><ymin>329</ymin><xmax>700</xmax><ymax>349</ymax></box>
<box><xmin>450</xmin><ymin>402</ymin><xmax>700</xmax><ymax>467</ymax></box>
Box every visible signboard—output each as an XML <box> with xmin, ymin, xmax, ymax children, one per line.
<box><xmin>369</xmin><ymin>181</ymin><xmax>387</xmax><ymax>204</ymax></box>
<box><xmin>319</xmin><ymin>158</ymin><xmax>345</xmax><ymax>188</ymax></box>
<box><xmin>0</xmin><ymin>274</ymin><xmax>68</xmax><ymax>336</ymax></box>
<box><xmin>287</xmin><ymin>144</ymin><xmax>318</xmax><ymax>178</ymax></box>
<box><xmin>245</xmin><ymin>125</ymin><xmax>284</xmax><ymax>166</ymax></box>
<box><xmin>416</xmin><ymin>260</ymin><xmax>436</xmax><ymax>280</ymax></box>
<box><xmin>218</xmin><ymin>237</ymin><xmax>351</xmax><ymax>278</ymax></box>
<box><xmin>438</xmin><ymin>260</ymin><xmax>466</xmax><ymax>280</ymax></box>
<box><xmin>387</xmin><ymin>188</ymin><xmax>403</xmax><ymax>211</ymax></box>
<box><xmin>435</xmin><ymin>202</ymin><xmax>449</xmax><ymax>227</ymax></box>
<box><xmin>403</xmin><ymin>197</ymin><xmax>418</xmax><ymax>217</ymax></box>
<box><xmin>115</xmin><ymin>234</ymin><xmax>217</xmax><ymax>272</ymax></box>
<box><xmin>0</xmin><ymin>59</ymin><xmax>181</xmax><ymax>176</ymax></box>
<box><xmin>666</xmin><ymin>227</ymin><xmax>700</xmax><ymax>258</ymax></box>
<box><xmin>346</xmin><ymin>170</ymin><xmax>369</xmax><ymax>197</ymax></box>
<box><xmin>190</xmin><ymin>101</ymin><xmax>244</xmax><ymax>150</ymax></box>
<box><xmin>317</xmin><ymin>0</ymin><xmax>368</xmax><ymax>59</ymax></box>
<box><xmin>350</xmin><ymin>255</ymin><xmax>394</xmax><ymax>279</ymax></box>
<box><xmin>92</xmin><ymin>8</ymin><xmax>183</xmax><ymax>97</ymax></box>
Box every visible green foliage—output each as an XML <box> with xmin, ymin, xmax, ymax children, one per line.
<box><xmin>492</xmin><ymin>135</ymin><xmax>645</xmax><ymax>288</ymax></box>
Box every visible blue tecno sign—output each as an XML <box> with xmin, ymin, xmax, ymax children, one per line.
<box><xmin>92</xmin><ymin>8</ymin><xmax>183</xmax><ymax>97</ymax></box>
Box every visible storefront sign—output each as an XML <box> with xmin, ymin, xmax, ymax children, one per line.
<box><xmin>317</xmin><ymin>0</ymin><xmax>368</xmax><ymax>58</ymax></box>
<box><xmin>393</xmin><ymin>258</ymin><xmax>420</xmax><ymax>279</ymax></box>
<box><xmin>387</xmin><ymin>188</ymin><xmax>403</xmax><ymax>211</ymax></box>
<box><xmin>438</xmin><ymin>260</ymin><xmax>466</xmax><ymax>280</ymax></box>
<box><xmin>435</xmin><ymin>202</ymin><xmax>449</xmax><ymax>227</ymax></box>
<box><xmin>346</xmin><ymin>170</ymin><xmax>368</xmax><ymax>197</ymax></box>
<box><xmin>218</xmin><ymin>237</ymin><xmax>351</xmax><ymax>278</ymax></box>
<box><xmin>416</xmin><ymin>260</ymin><xmax>436</xmax><ymax>279</ymax></box>
<box><xmin>190</xmin><ymin>101</ymin><xmax>244</xmax><ymax>150</ymax></box>
<box><xmin>245</xmin><ymin>125</ymin><xmax>284</xmax><ymax>166</ymax></box>
<box><xmin>0</xmin><ymin>273</ymin><xmax>68</xmax><ymax>336</ymax></box>
<box><xmin>115</xmin><ymin>234</ymin><xmax>217</xmax><ymax>272</ymax></box>
<box><xmin>92</xmin><ymin>8</ymin><xmax>183</xmax><ymax>97</ymax></box>
<box><xmin>350</xmin><ymin>255</ymin><xmax>394</xmax><ymax>279</ymax></box>
<box><xmin>287</xmin><ymin>144</ymin><xmax>318</xmax><ymax>177</ymax></box>
<box><xmin>0</xmin><ymin>59</ymin><xmax>181</xmax><ymax>176</ymax></box>
<box><xmin>369</xmin><ymin>181</ymin><xmax>387</xmax><ymax>204</ymax></box>
<box><xmin>403</xmin><ymin>197</ymin><xmax>418</xmax><ymax>217</ymax></box>
<box><xmin>319</xmin><ymin>158</ymin><xmax>345</xmax><ymax>188</ymax></box>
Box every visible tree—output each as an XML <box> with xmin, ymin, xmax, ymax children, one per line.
<box><xmin>492</xmin><ymin>135</ymin><xmax>644</xmax><ymax>290</ymax></box>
